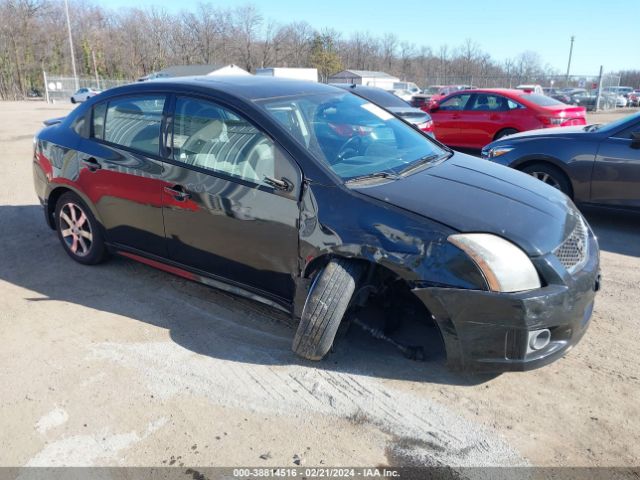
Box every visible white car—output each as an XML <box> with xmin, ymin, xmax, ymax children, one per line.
<box><xmin>615</xmin><ymin>95</ymin><xmax>628</xmax><ymax>108</ymax></box>
<box><xmin>70</xmin><ymin>87</ymin><xmax>100</xmax><ymax>103</ymax></box>
<box><xmin>516</xmin><ymin>84</ymin><xmax>544</xmax><ymax>95</ymax></box>
<box><xmin>387</xmin><ymin>89</ymin><xmax>413</xmax><ymax>102</ymax></box>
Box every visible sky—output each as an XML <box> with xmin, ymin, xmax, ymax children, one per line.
<box><xmin>99</xmin><ymin>0</ymin><xmax>638</xmax><ymax>74</ymax></box>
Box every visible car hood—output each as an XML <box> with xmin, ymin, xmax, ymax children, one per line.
<box><xmin>353</xmin><ymin>153</ymin><xmax>579</xmax><ymax>256</ymax></box>
<box><xmin>496</xmin><ymin>125</ymin><xmax>587</xmax><ymax>140</ymax></box>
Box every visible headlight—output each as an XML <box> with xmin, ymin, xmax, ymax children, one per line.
<box><xmin>483</xmin><ymin>146</ymin><xmax>513</xmax><ymax>159</ymax></box>
<box><xmin>448</xmin><ymin>233</ymin><xmax>541</xmax><ymax>292</ymax></box>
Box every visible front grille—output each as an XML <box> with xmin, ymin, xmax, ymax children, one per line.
<box><xmin>554</xmin><ymin>218</ymin><xmax>589</xmax><ymax>273</ymax></box>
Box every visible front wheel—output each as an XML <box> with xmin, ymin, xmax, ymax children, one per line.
<box><xmin>292</xmin><ymin>259</ymin><xmax>364</xmax><ymax>360</ymax></box>
<box><xmin>494</xmin><ymin>128</ymin><xmax>518</xmax><ymax>140</ymax></box>
<box><xmin>55</xmin><ymin>192</ymin><xmax>107</xmax><ymax>265</ymax></box>
<box><xmin>521</xmin><ymin>163</ymin><xmax>572</xmax><ymax>197</ymax></box>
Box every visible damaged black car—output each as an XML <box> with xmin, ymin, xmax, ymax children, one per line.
<box><xmin>32</xmin><ymin>76</ymin><xmax>600</xmax><ymax>372</ymax></box>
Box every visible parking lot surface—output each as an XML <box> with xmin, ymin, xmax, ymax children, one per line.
<box><xmin>1</xmin><ymin>101</ymin><xmax>639</xmax><ymax>468</ymax></box>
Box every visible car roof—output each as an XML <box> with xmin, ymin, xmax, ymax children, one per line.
<box><xmin>109</xmin><ymin>75</ymin><xmax>340</xmax><ymax>101</ymax></box>
<box><xmin>442</xmin><ymin>88</ymin><xmax>527</xmax><ymax>97</ymax></box>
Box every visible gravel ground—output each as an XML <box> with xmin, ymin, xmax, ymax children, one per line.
<box><xmin>0</xmin><ymin>101</ymin><xmax>638</xmax><ymax>469</ymax></box>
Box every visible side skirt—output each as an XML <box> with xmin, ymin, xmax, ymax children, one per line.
<box><xmin>110</xmin><ymin>244</ymin><xmax>292</xmax><ymax>315</ymax></box>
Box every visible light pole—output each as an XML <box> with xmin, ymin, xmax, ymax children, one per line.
<box><xmin>565</xmin><ymin>35</ymin><xmax>575</xmax><ymax>88</ymax></box>
<box><xmin>64</xmin><ymin>0</ymin><xmax>79</xmax><ymax>91</ymax></box>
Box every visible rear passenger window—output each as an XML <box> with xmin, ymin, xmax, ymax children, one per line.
<box><xmin>172</xmin><ymin>96</ymin><xmax>281</xmax><ymax>187</ymax></box>
<box><xmin>92</xmin><ymin>102</ymin><xmax>107</xmax><ymax>139</ymax></box>
<box><xmin>103</xmin><ymin>96</ymin><xmax>165</xmax><ymax>155</ymax></box>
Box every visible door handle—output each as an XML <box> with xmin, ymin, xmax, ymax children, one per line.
<box><xmin>452</xmin><ymin>114</ymin><xmax>461</xmax><ymax>119</ymax></box>
<box><xmin>163</xmin><ymin>185</ymin><xmax>192</xmax><ymax>201</ymax></box>
<box><xmin>82</xmin><ymin>157</ymin><xmax>101</xmax><ymax>171</ymax></box>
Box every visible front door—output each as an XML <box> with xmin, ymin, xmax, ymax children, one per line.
<box><xmin>590</xmin><ymin>120</ymin><xmax>640</xmax><ymax>208</ymax></box>
<box><xmin>431</xmin><ymin>93</ymin><xmax>472</xmax><ymax>147</ymax></box>
<box><xmin>161</xmin><ymin>95</ymin><xmax>302</xmax><ymax>301</ymax></box>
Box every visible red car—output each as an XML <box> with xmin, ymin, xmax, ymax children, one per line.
<box><xmin>428</xmin><ymin>88</ymin><xmax>587</xmax><ymax>149</ymax></box>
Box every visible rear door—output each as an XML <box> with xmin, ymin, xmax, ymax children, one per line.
<box><xmin>590</xmin><ymin>120</ymin><xmax>640</xmax><ymax>208</ymax></box>
<box><xmin>431</xmin><ymin>93</ymin><xmax>471</xmax><ymax>146</ymax></box>
<box><xmin>161</xmin><ymin>95</ymin><xmax>302</xmax><ymax>301</ymax></box>
<box><xmin>76</xmin><ymin>94</ymin><xmax>168</xmax><ymax>256</ymax></box>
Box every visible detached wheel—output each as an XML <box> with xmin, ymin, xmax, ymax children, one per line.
<box><xmin>55</xmin><ymin>192</ymin><xmax>107</xmax><ymax>265</ymax></box>
<box><xmin>521</xmin><ymin>163</ymin><xmax>572</xmax><ymax>197</ymax></box>
<box><xmin>494</xmin><ymin>128</ymin><xmax>518</xmax><ymax>140</ymax></box>
<box><xmin>292</xmin><ymin>259</ymin><xmax>364</xmax><ymax>360</ymax></box>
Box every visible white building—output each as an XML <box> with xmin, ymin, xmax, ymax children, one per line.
<box><xmin>256</xmin><ymin>68</ymin><xmax>318</xmax><ymax>82</ymax></box>
<box><xmin>328</xmin><ymin>70</ymin><xmax>400</xmax><ymax>90</ymax></box>
<box><xmin>138</xmin><ymin>64</ymin><xmax>250</xmax><ymax>81</ymax></box>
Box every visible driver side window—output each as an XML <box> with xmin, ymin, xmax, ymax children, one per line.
<box><xmin>172</xmin><ymin>97</ymin><xmax>281</xmax><ymax>187</ymax></box>
<box><xmin>439</xmin><ymin>94</ymin><xmax>471</xmax><ymax>111</ymax></box>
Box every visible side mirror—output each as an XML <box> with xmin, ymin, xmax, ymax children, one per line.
<box><xmin>430</xmin><ymin>105</ymin><xmax>439</xmax><ymax>113</ymax></box>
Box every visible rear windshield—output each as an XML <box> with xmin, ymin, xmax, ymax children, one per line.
<box><xmin>523</xmin><ymin>94</ymin><xmax>565</xmax><ymax>107</ymax></box>
<box><xmin>355</xmin><ymin>88</ymin><xmax>409</xmax><ymax>108</ymax></box>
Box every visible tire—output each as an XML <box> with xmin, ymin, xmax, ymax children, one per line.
<box><xmin>55</xmin><ymin>191</ymin><xmax>107</xmax><ymax>265</ymax></box>
<box><xmin>494</xmin><ymin>128</ymin><xmax>518</xmax><ymax>140</ymax></box>
<box><xmin>292</xmin><ymin>259</ymin><xmax>364</xmax><ymax>360</ymax></box>
<box><xmin>521</xmin><ymin>163</ymin><xmax>572</xmax><ymax>197</ymax></box>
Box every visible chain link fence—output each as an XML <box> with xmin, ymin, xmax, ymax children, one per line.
<box><xmin>421</xmin><ymin>73</ymin><xmax>624</xmax><ymax>110</ymax></box>
<box><xmin>42</xmin><ymin>73</ymin><xmax>132</xmax><ymax>104</ymax></box>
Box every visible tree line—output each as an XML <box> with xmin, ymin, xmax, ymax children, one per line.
<box><xmin>1</xmin><ymin>0</ymin><xmax>634</xmax><ymax>100</ymax></box>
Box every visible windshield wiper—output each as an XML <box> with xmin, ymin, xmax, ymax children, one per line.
<box><xmin>345</xmin><ymin>171</ymin><xmax>399</xmax><ymax>184</ymax></box>
<box><xmin>585</xmin><ymin>123</ymin><xmax>603</xmax><ymax>132</ymax></box>
<box><xmin>398</xmin><ymin>153</ymin><xmax>447</xmax><ymax>177</ymax></box>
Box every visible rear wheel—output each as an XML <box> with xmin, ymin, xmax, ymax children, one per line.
<box><xmin>55</xmin><ymin>192</ymin><xmax>107</xmax><ymax>265</ymax></box>
<box><xmin>292</xmin><ymin>259</ymin><xmax>364</xmax><ymax>360</ymax></box>
<box><xmin>494</xmin><ymin>128</ymin><xmax>518</xmax><ymax>140</ymax></box>
<box><xmin>521</xmin><ymin>163</ymin><xmax>572</xmax><ymax>197</ymax></box>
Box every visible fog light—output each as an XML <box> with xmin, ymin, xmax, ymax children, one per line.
<box><xmin>528</xmin><ymin>329</ymin><xmax>551</xmax><ymax>351</ymax></box>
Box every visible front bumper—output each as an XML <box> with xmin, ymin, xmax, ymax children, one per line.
<box><xmin>413</xmin><ymin>235</ymin><xmax>600</xmax><ymax>373</ymax></box>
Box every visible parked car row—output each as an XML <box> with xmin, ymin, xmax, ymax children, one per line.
<box><xmin>424</xmin><ymin>88</ymin><xmax>587</xmax><ymax>149</ymax></box>
<box><xmin>34</xmin><ymin>76</ymin><xmax>603</xmax><ymax>373</ymax></box>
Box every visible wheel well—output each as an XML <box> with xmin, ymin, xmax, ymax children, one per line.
<box><xmin>304</xmin><ymin>255</ymin><xmax>447</xmax><ymax>361</ymax></box>
<box><xmin>515</xmin><ymin>159</ymin><xmax>574</xmax><ymax>198</ymax></box>
<box><xmin>46</xmin><ymin>187</ymin><xmax>72</xmax><ymax>229</ymax></box>
<box><xmin>493</xmin><ymin>127</ymin><xmax>518</xmax><ymax>141</ymax></box>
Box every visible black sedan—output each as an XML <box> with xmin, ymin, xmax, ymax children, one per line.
<box><xmin>332</xmin><ymin>83</ymin><xmax>435</xmax><ymax>137</ymax></box>
<box><xmin>482</xmin><ymin>112</ymin><xmax>640</xmax><ymax>210</ymax></box>
<box><xmin>32</xmin><ymin>76</ymin><xmax>599</xmax><ymax>372</ymax></box>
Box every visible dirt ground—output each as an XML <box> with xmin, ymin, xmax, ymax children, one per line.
<box><xmin>0</xmin><ymin>101</ymin><xmax>639</xmax><ymax>469</ymax></box>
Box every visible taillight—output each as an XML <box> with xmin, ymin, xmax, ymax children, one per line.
<box><xmin>538</xmin><ymin>116</ymin><xmax>564</xmax><ymax>127</ymax></box>
<box><xmin>418</xmin><ymin>120</ymin><xmax>434</xmax><ymax>132</ymax></box>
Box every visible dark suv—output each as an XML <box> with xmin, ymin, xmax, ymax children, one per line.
<box><xmin>33</xmin><ymin>76</ymin><xmax>600</xmax><ymax>372</ymax></box>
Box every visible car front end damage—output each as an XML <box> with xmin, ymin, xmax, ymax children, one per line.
<box><xmin>412</xmin><ymin>220</ymin><xmax>600</xmax><ymax>373</ymax></box>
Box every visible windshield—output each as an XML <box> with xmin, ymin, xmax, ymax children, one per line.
<box><xmin>260</xmin><ymin>92</ymin><xmax>446</xmax><ymax>182</ymax></box>
<box><xmin>595</xmin><ymin>112</ymin><xmax>640</xmax><ymax>133</ymax></box>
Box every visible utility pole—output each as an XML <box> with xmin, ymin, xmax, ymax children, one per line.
<box><xmin>91</xmin><ymin>49</ymin><xmax>100</xmax><ymax>90</ymax></box>
<box><xmin>595</xmin><ymin>65</ymin><xmax>604</xmax><ymax>112</ymax></box>
<box><xmin>64</xmin><ymin>0</ymin><xmax>79</xmax><ymax>91</ymax></box>
<box><xmin>565</xmin><ymin>35</ymin><xmax>575</xmax><ymax>88</ymax></box>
